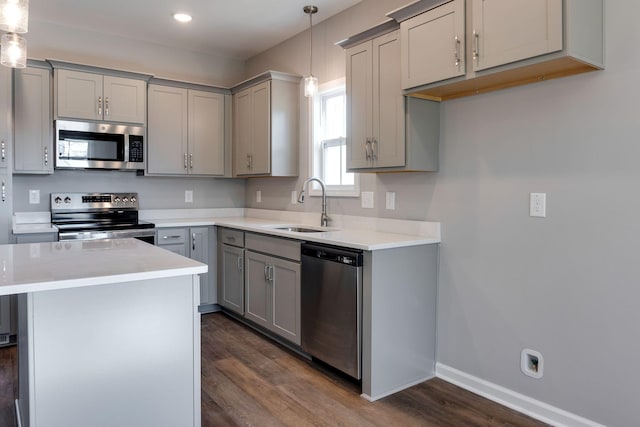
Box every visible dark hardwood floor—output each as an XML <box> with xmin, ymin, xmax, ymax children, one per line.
<box><xmin>0</xmin><ymin>312</ymin><xmax>548</xmax><ymax>426</ymax></box>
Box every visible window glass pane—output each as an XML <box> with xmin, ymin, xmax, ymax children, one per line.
<box><xmin>324</xmin><ymin>94</ymin><xmax>345</xmax><ymax>140</ymax></box>
<box><xmin>323</xmin><ymin>144</ymin><xmax>342</xmax><ymax>185</ymax></box>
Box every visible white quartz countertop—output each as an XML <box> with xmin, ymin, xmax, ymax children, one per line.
<box><xmin>0</xmin><ymin>238</ymin><xmax>207</xmax><ymax>296</ymax></box>
<box><xmin>145</xmin><ymin>209</ymin><xmax>441</xmax><ymax>251</ymax></box>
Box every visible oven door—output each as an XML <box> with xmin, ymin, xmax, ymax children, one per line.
<box><xmin>58</xmin><ymin>228</ymin><xmax>156</xmax><ymax>244</ymax></box>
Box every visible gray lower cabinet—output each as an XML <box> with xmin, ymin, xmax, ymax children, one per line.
<box><xmin>244</xmin><ymin>233</ymin><xmax>301</xmax><ymax>345</ymax></box>
<box><xmin>157</xmin><ymin>227</ymin><xmax>217</xmax><ymax>310</ymax></box>
<box><xmin>217</xmin><ymin>228</ymin><xmax>245</xmax><ymax>315</ymax></box>
<box><xmin>15</xmin><ymin>233</ymin><xmax>57</xmax><ymax>244</ymax></box>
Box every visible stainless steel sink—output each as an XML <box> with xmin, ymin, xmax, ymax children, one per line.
<box><xmin>275</xmin><ymin>226</ymin><xmax>326</xmax><ymax>233</ymax></box>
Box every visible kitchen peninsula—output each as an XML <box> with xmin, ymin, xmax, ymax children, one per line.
<box><xmin>0</xmin><ymin>239</ymin><xmax>206</xmax><ymax>427</ymax></box>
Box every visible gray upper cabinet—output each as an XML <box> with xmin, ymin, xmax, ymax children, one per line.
<box><xmin>55</xmin><ymin>69</ymin><xmax>146</xmax><ymax>124</ymax></box>
<box><xmin>401</xmin><ymin>0</ymin><xmax>466</xmax><ymax>89</ymax></box>
<box><xmin>389</xmin><ymin>0</ymin><xmax>604</xmax><ymax>101</ymax></box>
<box><xmin>342</xmin><ymin>26</ymin><xmax>440</xmax><ymax>172</ymax></box>
<box><xmin>232</xmin><ymin>72</ymin><xmax>300</xmax><ymax>177</ymax></box>
<box><xmin>14</xmin><ymin>66</ymin><xmax>53</xmax><ymax>174</ymax></box>
<box><xmin>471</xmin><ymin>0</ymin><xmax>562</xmax><ymax>72</ymax></box>
<box><xmin>147</xmin><ymin>84</ymin><xmax>227</xmax><ymax>176</ymax></box>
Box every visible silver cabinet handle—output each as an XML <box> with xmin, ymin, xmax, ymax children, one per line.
<box><xmin>184</xmin><ymin>153</ymin><xmax>188</xmax><ymax>170</ymax></box>
<box><xmin>237</xmin><ymin>257</ymin><xmax>243</xmax><ymax>272</ymax></box>
<box><xmin>268</xmin><ymin>265</ymin><xmax>274</xmax><ymax>282</ymax></box>
<box><xmin>190</xmin><ymin>153</ymin><xmax>193</xmax><ymax>170</ymax></box>
<box><xmin>264</xmin><ymin>264</ymin><xmax>269</xmax><ymax>281</ymax></box>
<box><xmin>192</xmin><ymin>233</ymin><xmax>196</xmax><ymax>251</ymax></box>
<box><xmin>98</xmin><ymin>96</ymin><xmax>102</xmax><ymax>115</ymax></box>
<box><xmin>454</xmin><ymin>36</ymin><xmax>461</xmax><ymax>69</ymax></box>
<box><xmin>1</xmin><ymin>141</ymin><xmax>5</xmax><ymax>162</ymax></box>
<box><xmin>44</xmin><ymin>146</ymin><xmax>49</xmax><ymax>166</ymax></box>
<box><xmin>1</xmin><ymin>181</ymin><xmax>5</xmax><ymax>202</ymax></box>
<box><xmin>365</xmin><ymin>138</ymin><xmax>371</xmax><ymax>161</ymax></box>
<box><xmin>105</xmin><ymin>96</ymin><xmax>109</xmax><ymax>116</ymax></box>
<box><xmin>163</xmin><ymin>235</ymin><xmax>182</xmax><ymax>239</ymax></box>
<box><xmin>473</xmin><ymin>30</ymin><xmax>480</xmax><ymax>63</ymax></box>
<box><xmin>246</xmin><ymin>154</ymin><xmax>251</xmax><ymax>169</ymax></box>
<box><xmin>371</xmin><ymin>138</ymin><xmax>378</xmax><ymax>161</ymax></box>
<box><xmin>227</xmin><ymin>236</ymin><xmax>236</xmax><ymax>243</ymax></box>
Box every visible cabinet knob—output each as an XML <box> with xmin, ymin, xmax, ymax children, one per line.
<box><xmin>105</xmin><ymin>97</ymin><xmax>110</xmax><ymax>116</ymax></box>
<box><xmin>98</xmin><ymin>96</ymin><xmax>103</xmax><ymax>115</ymax></box>
<box><xmin>44</xmin><ymin>146</ymin><xmax>49</xmax><ymax>166</ymax></box>
<box><xmin>184</xmin><ymin>153</ymin><xmax>188</xmax><ymax>170</ymax></box>
<box><xmin>1</xmin><ymin>141</ymin><xmax>5</xmax><ymax>161</ymax></box>
<box><xmin>454</xmin><ymin>36</ymin><xmax>461</xmax><ymax>69</ymax></box>
<box><xmin>1</xmin><ymin>181</ymin><xmax>5</xmax><ymax>202</ymax></box>
<box><xmin>190</xmin><ymin>153</ymin><xmax>193</xmax><ymax>170</ymax></box>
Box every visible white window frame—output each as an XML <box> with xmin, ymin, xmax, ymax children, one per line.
<box><xmin>309</xmin><ymin>78</ymin><xmax>359</xmax><ymax>198</ymax></box>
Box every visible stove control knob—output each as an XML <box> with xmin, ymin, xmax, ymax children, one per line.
<box><xmin>123</xmin><ymin>197</ymin><xmax>129</xmax><ymax>203</ymax></box>
<box><xmin>64</xmin><ymin>197</ymin><xmax>71</xmax><ymax>204</ymax></box>
<box><xmin>54</xmin><ymin>197</ymin><xmax>62</xmax><ymax>205</ymax></box>
<box><xmin>114</xmin><ymin>197</ymin><xmax>121</xmax><ymax>203</ymax></box>
<box><xmin>130</xmin><ymin>196</ymin><xmax>137</xmax><ymax>204</ymax></box>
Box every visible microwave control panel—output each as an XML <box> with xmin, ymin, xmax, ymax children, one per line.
<box><xmin>129</xmin><ymin>135</ymin><xmax>144</xmax><ymax>163</ymax></box>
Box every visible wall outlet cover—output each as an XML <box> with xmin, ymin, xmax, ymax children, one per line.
<box><xmin>386</xmin><ymin>191</ymin><xmax>396</xmax><ymax>210</ymax></box>
<box><xmin>256</xmin><ymin>190</ymin><xmax>262</xmax><ymax>203</ymax></box>
<box><xmin>29</xmin><ymin>189</ymin><xmax>40</xmax><ymax>204</ymax></box>
<box><xmin>361</xmin><ymin>192</ymin><xmax>374</xmax><ymax>209</ymax></box>
<box><xmin>530</xmin><ymin>193</ymin><xmax>546</xmax><ymax>217</ymax></box>
<box><xmin>291</xmin><ymin>190</ymin><xmax>298</xmax><ymax>205</ymax></box>
<box><xmin>185</xmin><ymin>190</ymin><xmax>193</xmax><ymax>203</ymax></box>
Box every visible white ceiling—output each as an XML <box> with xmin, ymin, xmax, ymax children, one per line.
<box><xmin>29</xmin><ymin>0</ymin><xmax>362</xmax><ymax>60</ymax></box>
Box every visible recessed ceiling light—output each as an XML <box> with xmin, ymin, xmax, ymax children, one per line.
<box><xmin>173</xmin><ymin>13</ymin><xmax>192</xmax><ymax>23</ymax></box>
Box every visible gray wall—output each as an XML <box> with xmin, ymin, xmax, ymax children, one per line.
<box><xmin>246</xmin><ymin>1</ymin><xmax>634</xmax><ymax>426</ymax></box>
<box><xmin>13</xmin><ymin>171</ymin><xmax>245</xmax><ymax>211</ymax></box>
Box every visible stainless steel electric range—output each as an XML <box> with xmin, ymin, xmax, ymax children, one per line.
<box><xmin>51</xmin><ymin>192</ymin><xmax>155</xmax><ymax>243</ymax></box>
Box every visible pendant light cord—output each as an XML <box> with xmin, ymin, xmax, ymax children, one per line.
<box><xmin>309</xmin><ymin>11</ymin><xmax>313</xmax><ymax>76</ymax></box>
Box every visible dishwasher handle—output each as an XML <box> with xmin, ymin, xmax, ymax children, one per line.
<box><xmin>302</xmin><ymin>243</ymin><xmax>363</xmax><ymax>267</ymax></box>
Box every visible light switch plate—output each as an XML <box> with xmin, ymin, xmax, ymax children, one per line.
<box><xmin>256</xmin><ymin>190</ymin><xmax>262</xmax><ymax>203</ymax></box>
<box><xmin>530</xmin><ymin>193</ymin><xmax>546</xmax><ymax>217</ymax></box>
<box><xmin>361</xmin><ymin>192</ymin><xmax>374</xmax><ymax>209</ymax></box>
<box><xmin>185</xmin><ymin>190</ymin><xmax>193</xmax><ymax>203</ymax></box>
<box><xmin>29</xmin><ymin>189</ymin><xmax>40</xmax><ymax>204</ymax></box>
<box><xmin>291</xmin><ymin>190</ymin><xmax>298</xmax><ymax>204</ymax></box>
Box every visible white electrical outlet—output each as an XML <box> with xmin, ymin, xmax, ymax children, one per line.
<box><xmin>291</xmin><ymin>190</ymin><xmax>298</xmax><ymax>204</ymax></box>
<box><xmin>29</xmin><ymin>189</ymin><xmax>40</xmax><ymax>204</ymax></box>
<box><xmin>361</xmin><ymin>192</ymin><xmax>374</xmax><ymax>209</ymax></box>
<box><xmin>185</xmin><ymin>190</ymin><xmax>193</xmax><ymax>203</ymax></box>
<box><xmin>256</xmin><ymin>190</ymin><xmax>262</xmax><ymax>203</ymax></box>
<box><xmin>386</xmin><ymin>192</ymin><xmax>396</xmax><ymax>210</ymax></box>
<box><xmin>530</xmin><ymin>193</ymin><xmax>546</xmax><ymax>217</ymax></box>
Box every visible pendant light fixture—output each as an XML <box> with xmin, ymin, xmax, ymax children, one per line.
<box><xmin>0</xmin><ymin>0</ymin><xmax>29</xmax><ymax>68</ymax></box>
<box><xmin>303</xmin><ymin>5</ymin><xmax>318</xmax><ymax>98</ymax></box>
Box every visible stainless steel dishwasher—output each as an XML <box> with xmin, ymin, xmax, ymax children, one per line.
<box><xmin>301</xmin><ymin>243</ymin><xmax>363</xmax><ymax>379</ymax></box>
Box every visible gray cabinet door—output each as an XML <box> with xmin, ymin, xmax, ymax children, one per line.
<box><xmin>102</xmin><ymin>75</ymin><xmax>146</xmax><ymax>124</ymax></box>
<box><xmin>249</xmin><ymin>81</ymin><xmax>271</xmax><ymax>175</ymax></box>
<box><xmin>147</xmin><ymin>85</ymin><xmax>189</xmax><ymax>175</ymax></box>
<box><xmin>400</xmin><ymin>0</ymin><xmax>466</xmax><ymax>89</ymax></box>
<box><xmin>233</xmin><ymin>88</ymin><xmax>252</xmax><ymax>175</ymax></box>
<box><xmin>269</xmin><ymin>257</ymin><xmax>301</xmax><ymax>345</ymax></box>
<box><xmin>372</xmin><ymin>31</ymin><xmax>405</xmax><ymax>168</ymax></box>
<box><xmin>471</xmin><ymin>0</ymin><xmax>562</xmax><ymax>72</ymax></box>
<box><xmin>14</xmin><ymin>67</ymin><xmax>53</xmax><ymax>174</ymax></box>
<box><xmin>188</xmin><ymin>90</ymin><xmax>225</xmax><ymax>176</ymax></box>
<box><xmin>244</xmin><ymin>250</ymin><xmax>270</xmax><ymax>329</ymax></box>
<box><xmin>219</xmin><ymin>244</ymin><xmax>244</xmax><ymax>315</ymax></box>
<box><xmin>346</xmin><ymin>40</ymin><xmax>372</xmax><ymax>170</ymax></box>
<box><xmin>190</xmin><ymin>227</ymin><xmax>212</xmax><ymax>304</ymax></box>
<box><xmin>56</xmin><ymin>69</ymin><xmax>103</xmax><ymax>121</ymax></box>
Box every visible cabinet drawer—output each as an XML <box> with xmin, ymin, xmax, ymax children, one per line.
<box><xmin>245</xmin><ymin>233</ymin><xmax>301</xmax><ymax>262</ymax></box>
<box><xmin>219</xmin><ymin>228</ymin><xmax>244</xmax><ymax>247</ymax></box>
<box><xmin>159</xmin><ymin>243</ymin><xmax>187</xmax><ymax>257</ymax></box>
<box><xmin>157</xmin><ymin>228</ymin><xmax>187</xmax><ymax>245</ymax></box>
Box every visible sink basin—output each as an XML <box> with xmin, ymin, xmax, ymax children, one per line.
<box><xmin>275</xmin><ymin>226</ymin><xmax>326</xmax><ymax>233</ymax></box>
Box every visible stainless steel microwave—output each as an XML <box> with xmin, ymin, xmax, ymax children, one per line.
<box><xmin>55</xmin><ymin>120</ymin><xmax>145</xmax><ymax>170</ymax></box>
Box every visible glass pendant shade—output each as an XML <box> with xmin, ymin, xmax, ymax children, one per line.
<box><xmin>0</xmin><ymin>0</ymin><xmax>29</xmax><ymax>33</ymax></box>
<box><xmin>1</xmin><ymin>32</ymin><xmax>26</xmax><ymax>68</ymax></box>
<box><xmin>304</xmin><ymin>75</ymin><xmax>318</xmax><ymax>97</ymax></box>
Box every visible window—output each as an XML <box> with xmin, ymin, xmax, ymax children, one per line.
<box><xmin>310</xmin><ymin>79</ymin><xmax>359</xmax><ymax>197</ymax></box>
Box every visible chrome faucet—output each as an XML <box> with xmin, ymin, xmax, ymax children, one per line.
<box><xmin>298</xmin><ymin>177</ymin><xmax>329</xmax><ymax>227</ymax></box>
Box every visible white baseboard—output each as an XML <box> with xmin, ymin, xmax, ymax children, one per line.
<box><xmin>436</xmin><ymin>363</ymin><xmax>605</xmax><ymax>427</ymax></box>
<box><xmin>361</xmin><ymin>374</ymin><xmax>435</xmax><ymax>402</ymax></box>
